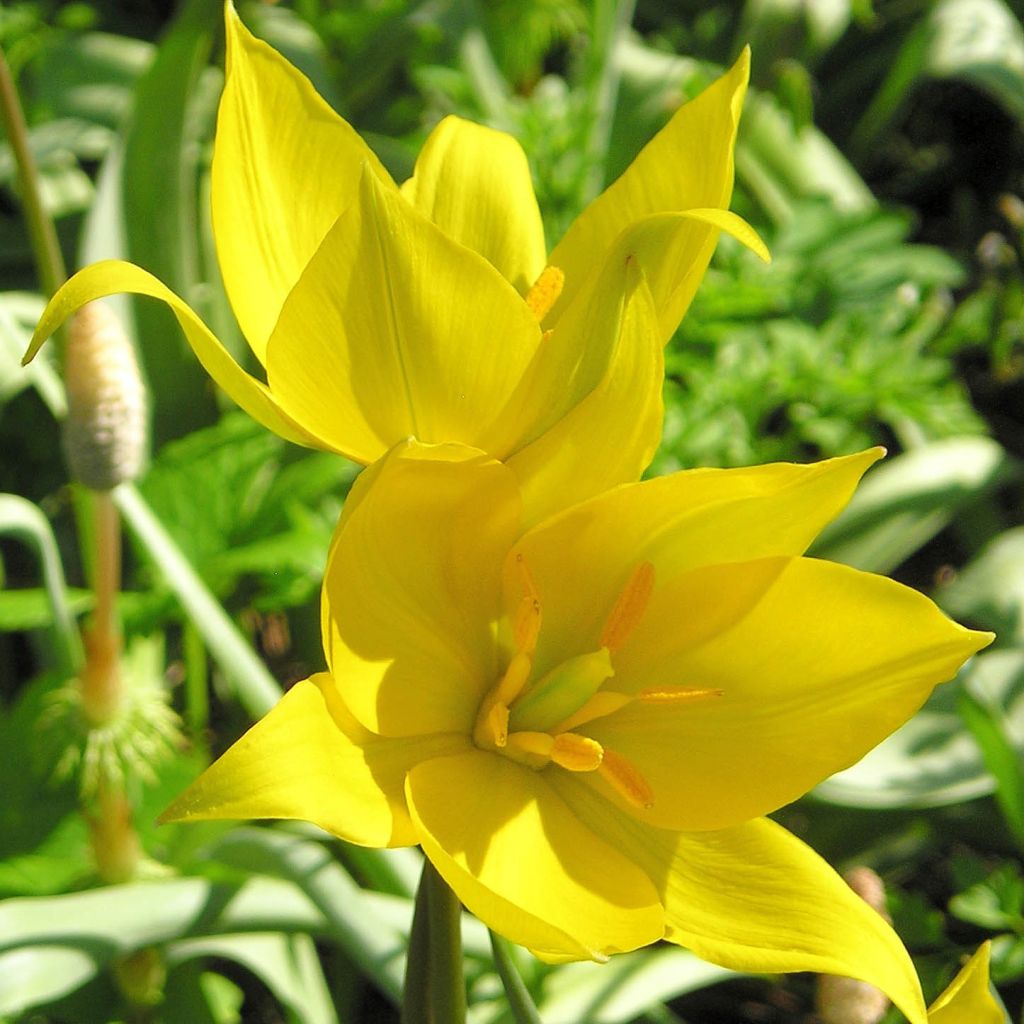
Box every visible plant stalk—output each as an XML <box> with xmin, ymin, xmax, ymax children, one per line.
<box><xmin>402</xmin><ymin>859</ymin><xmax>467</xmax><ymax>1024</ymax></box>
<box><xmin>0</xmin><ymin>45</ymin><xmax>67</xmax><ymax>305</ymax></box>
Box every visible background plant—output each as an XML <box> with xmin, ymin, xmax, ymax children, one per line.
<box><xmin>1</xmin><ymin>0</ymin><xmax>1023</xmax><ymax>1021</ymax></box>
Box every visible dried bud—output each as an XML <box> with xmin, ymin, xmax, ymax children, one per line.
<box><xmin>998</xmin><ymin>193</ymin><xmax>1024</xmax><ymax>230</ymax></box>
<box><xmin>62</xmin><ymin>301</ymin><xmax>146</xmax><ymax>490</ymax></box>
<box><xmin>815</xmin><ymin>867</ymin><xmax>891</xmax><ymax>1024</ymax></box>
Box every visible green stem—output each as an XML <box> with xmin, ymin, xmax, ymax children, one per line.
<box><xmin>402</xmin><ymin>860</ymin><xmax>467</xmax><ymax>1024</ymax></box>
<box><xmin>489</xmin><ymin>930</ymin><xmax>542</xmax><ymax>1024</ymax></box>
<box><xmin>401</xmin><ymin>863</ymin><xmax>433</xmax><ymax>1024</ymax></box>
<box><xmin>426</xmin><ymin>861</ymin><xmax>466</xmax><ymax>1024</ymax></box>
<box><xmin>0</xmin><ymin>45</ymin><xmax>67</xmax><ymax>304</ymax></box>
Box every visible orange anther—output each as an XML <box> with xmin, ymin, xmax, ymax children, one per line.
<box><xmin>600</xmin><ymin>562</ymin><xmax>655</xmax><ymax>653</ymax></box>
<box><xmin>525</xmin><ymin>266</ymin><xmax>565</xmax><ymax>322</ymax></box>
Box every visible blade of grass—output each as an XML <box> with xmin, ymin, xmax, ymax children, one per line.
<box><xmin>114</xmin><ymin>482</ymin><xmax>282</xmax><ymax>718</ymax></box>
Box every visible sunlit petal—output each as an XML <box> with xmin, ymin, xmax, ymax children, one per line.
<box><xmin>400</xmin><ymin>115</ymin><xmax>546</xmax><ymax>294</ymax></box>
<box><xmin>214</xmin><ymin>4</ymin><xmax>393</xmax><ymax>361</ymax></box>
<box><xmin>507</xmin><ymin>256</ymin><xmax>663</xmax><ymax>525</ymax></box>
<box><xmin>929</xmin><ymin>943</ymin><xmax>1003</xmax><ymax>1024</ymax></box>
<box><xmin>508</xmin><ymin>449</ymin><xmax>884</xmax><ymax>675</ymax></box>
<box><xmin>557</xmin><ymin>780</ymin><xmax>929</xmax><ymax>1024</ymax></box>
<box><xmin>160</xmin><ymin>674</ymin><xmax>465</xmax><ymax>847</ymax></box>
<box><xmin>266</xmin><ymin>167</ymin><xmax>544</xmax><ymax>464</ymax></box>
<box><xmin>322</xmin><ymin>442</ymin><xmax>521</xmax><ymax>737</ymax></box>
<box><xmin>548</xmin><ymin>49</ymin><xmax>757</xmax><ymax>335</ymax></box>
<box><xmin>586</xmin><ymin>556</ymin><xmax>993</xmax><ymax>830</ymax></box>
<box><xmin>406</xmin><ymin>750</ymin><xmax>664</xmax><ymax>962</ymax></box>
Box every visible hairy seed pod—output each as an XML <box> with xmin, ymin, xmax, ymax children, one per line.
<box><xmin>815</xmin><ymin>867</ymin><xmax>891</xmax><ymax>1024</ymax></box>
<box><xmin>62</xmin><ymin>301</ymin><xmax>146</xmax><ymax>490</ymax></box>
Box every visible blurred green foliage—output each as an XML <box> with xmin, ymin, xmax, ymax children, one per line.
<box><xmin>1</xmin><ymin>0</ymin><xmax>1024</xmax><ymax>1021</ymax></box>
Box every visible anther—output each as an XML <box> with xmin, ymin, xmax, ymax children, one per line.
<box><xmin>639</xmin><ymin>686</ymin><xmax>723</xmax><ymax>703</ymax></box>
<box><xmin>600</xmin><ymin>563</ymin><xmax>655</xmax><ymax>653</ymax></box>
<box><xmin>525</xmin><ymin>266</ymin><xmax>565</xmax><ymax>322</ymax></box>
<box><xmin>550</xmin><ymin>733</ymin><xmax>603</xmax><ymax>772</ymax></box>
<box><xmin>513</xmin><ymin>596</ymin><xmax>541</xmax><ymax>655</ymax></box>
<box><xmin>506</xmin><ymin>731</ymin><xmax>554</xmax><ymax>766</ymax></box>
<box><xmin>598</xmin><ymin>749</ymin><xmax>654</xmax><ymax>809</ymax></box>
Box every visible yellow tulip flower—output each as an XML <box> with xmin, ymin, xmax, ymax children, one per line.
<box><xmin>163</xmin><ymin>441</ymin><xmax>992</xmax><ymax>1024</ymax></box>
<box><xmin>26</xmin><ymin>4</ymin><xmax>765</xmax><ymax>523</ymax></box>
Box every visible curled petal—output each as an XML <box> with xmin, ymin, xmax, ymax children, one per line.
<box><xmin>25</xmin><ymin>260</ymin><xmax>316</xmax><ymax>448</ymax></box>
<box><xmin>549</xmin><ymin>49</ymin><xmax>758</xmax><ymax>334</ymax></box>
<box><xmin>507</xmin><ymin>255</ymin><xmax>663</xmax><ymax>526</ymax></box>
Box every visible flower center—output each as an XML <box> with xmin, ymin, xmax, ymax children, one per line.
<box><xmin>472</xmin><ymin>555</ymin><xmax>721</xmax><ymax>809</ymax></box>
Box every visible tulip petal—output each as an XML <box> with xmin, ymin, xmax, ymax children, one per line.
<box><xmin>548</xmin><ymin>49</ymin><xmax>755</xmax><ymax>335</ymax></box>
<box><xmin>214</xmin><ymin>5</ymin><xmax>392</xmax><ymax>362</ymax></box>
<box><xmin>400</xmin><ymin>115</ymin><xmax>547</xmax><ymax>294</ymax></box>
<box><xmin>266</xmin><ymin>167</ymin><xmax>545</xmax><ymax>464</ymax></box>
<box><xmin>929</xmin><ymin>944</ymin><xmax>1003</xmax><ymax>1024</ymax></box>
<box><xmin>25</xmin><ymin>260</ymin><xmax>317</xmax><ymax>447</ymax></box>
<box><xmin>322</xmin><ymin>442</ymin><xmax>521</xmax><ymax>737</ymax></box>
<box><xmin>406</xmin><ymin>750</ymin><xmax>664</xmax><ymax>962</ymax></box>
<box><xmin>556</xmin><ymin>781</ymin><xmax>929</xmax><ymax>1024</ymax></box>
<box><xmin>160</xmin><ymin>675</ymin><xmax>465</xmax><ymax>846</ymax></box>
<box><xmin>509</xmin><ymin>449</ymin><xmax>884</xmax><ymax>676</ymax></box>
<box><xmin>507</xmin><ymin>255</ymin><xmax>663</xmax><ymax>526</ymax></box>
<box><xmin>584</xmin><ymin>556</ymin><xmax>992</xmax><ymax>830</ymax></box>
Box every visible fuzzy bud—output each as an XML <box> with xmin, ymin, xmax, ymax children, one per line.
<box><xmin>815</xmin><ymin>867</ymin><xmax>891</xmax><ymax>1024</ymax></box>
<box><xmin>62</xmin><ymin>301</ymin><xmax>146</xmax><ymax>490</ymax></box>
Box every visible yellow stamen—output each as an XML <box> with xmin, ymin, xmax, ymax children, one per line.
<box><xmin>550</xmin><ymin>690</ymin><xmax>632</xmax><ymax>734</ymax></box>
<box><xmin>473</xmin><ymin>698</ymin><xmax>510</xmax><ymax>749</ymax></box>
<box><xmin>600</xmin><ymin>562</ymin><xmax>655</xmax><ymax>653</ymax></box>
<box><xmin>514</xmin><ymin>550</ymin><xmax>538</xmax><ymax>598</ymax></box>
<box><xmin>506</xmin><ymin>730</ymin><xmax>554</xmax><ymax>764</ymax></box>
<box><xmin>598</xmin><ymin>749</ymin><xmax>654</xmax><ymax>809</ymax></box>
<box><xmin>639</xmin><ymin>686</ymin><xmax>724</xmax><ymax>703</ymax></box>
<box><xmin>525</xmin><ymin>266</ymin><xmax>565</xmax><ymax>322</ymax></box>
<box><xmin>496</xmin><ymin>651</ymin><xmax>533</xmax><ymax>706</ymax></box>
<box><xmin>551</xmin><ymin>733</ymin><xmax>604</xmax><ymax>772</ymax></box>
<box><xmin>513</xmin><ymin>596</ymin><xmax>541</xmax><ymax>655</ymax></box>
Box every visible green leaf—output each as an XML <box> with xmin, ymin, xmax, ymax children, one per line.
<box><xmin>536</xmin><ymin>947</ymin><xmax>733</xmax><ymax>1023</ymax></box>
<box><xmin>940</xmin><ymin>527</ymin><xmax>1024</xmax><ymax>643</ymax></box>
<box><xmin>114</xmin><ymin>482</ymin><xmax>283</xmax><ymax>718</ymax></box>
<box><xmin>118</xmin><ymin>0</ymin><xmax>222</xmax><ymax>445</ymax></box>
<box><xmin>0</xmin><ymin>945</ymin><xmax>97</xmax><ymax>1017</ymax></box>
<box><xmin>958</xmin><ymin>678</ymin><xmax>1024</xmax><ymax>849</ymax></box>
<box><xmin>0</xmin><ymin>586</ymin><xmax>91</xmax><ymax>631</ymax></box>
<box><xmin>853</xmin><ymin>0</ymin><xmax>1024</xmax><ymax>152</ymax></box>
<box><xmin>950</xmin><ymin>862</ymin><xmax>1024</xmax><ymax>932</ymax></box>
<box><xmin>166</xmin><ymin>934</ymin><xmax>338</xmax><ymax>1024</ymax></box>
<box><xmin>0</xmin><ymin>290</ymin><xmax>65</xmax><ymax>413</ymax></box>
<box><xmin>0</xmin><ymin>492</ymin><xmax>83</xmax><ymax>673</ymax></box>
<box><xmin>811</xmin><ymin>437</ymin><xmax>1013</xmax><ymax>574</ymax></box>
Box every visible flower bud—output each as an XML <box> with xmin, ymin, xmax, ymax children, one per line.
<box><xmin>62</xmin><ymin>301</ymin><xmax>146</xmax><ymax>490</ymax></box>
